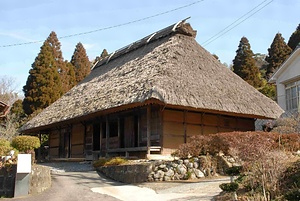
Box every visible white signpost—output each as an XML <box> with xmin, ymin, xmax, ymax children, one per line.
<box><xmin>14</xmin><ymin>154</ymin><xmax>32</xmax><ymax>197</ymax></box>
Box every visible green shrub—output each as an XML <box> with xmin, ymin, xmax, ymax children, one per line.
<box><xmin>219</xmin><ymin>182</ymin><xmax>239</xmax><ymax>192</ymax></box>
<box><xmin>225</xmin><ymin>166</ymin><xmax>243</xmax><ymax>176</ymax></box>
<box><xmin>0</xmin><ymin>139</ymin><xmax>10</xmax><ymax>147</ymax></box>
<box><xmin>284</xmin><ymin>189</ymin><xmax>300</xmax><ymax>201</ymax></box>
<box><xmin>11</xmin><ymin>136</ymin><xmax>40</xmax><ymax>153</ymax></box>
<box><xmin>0</xmin><ymin>138</ymin><xmax>17</xmax><ymax>156</ymax></box>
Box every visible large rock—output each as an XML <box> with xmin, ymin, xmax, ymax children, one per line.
<box><xmin>165</xmin><ymin>169</ymin><xmax>175</xmax><ymax>177</ymax></box>
<box><xmin>183</xmin><ymin>159</ymin><xmax>189</xmax><ymax>166</ymax></box>
<box><xmin>194</xmin><ymin>168</ymin><xmax>205</xmax><ymax>178</ymax></box>
<box><xmin>176</xmin><ymin>164</ymin><xmax>187</xmax><ymax>175</ymax></box>
<box><xmin>154</xmin><ymin>170</ymin><xmax>164</xmax><ymax>179</ymax></box>
<box><xmin>193</xmin><ymin>162</ymin><xmax>199</xmax><ymax>169</ymax></box>
<box><xmin>187</xmin><ymin>162</ymin><xmax>193</xmax><ymax>169</ymax></box>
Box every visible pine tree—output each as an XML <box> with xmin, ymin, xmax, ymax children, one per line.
<box><xmin>288</xmin><ymin>24</ymin><xmax>300</xmax><ymax>51</ymax></box>
<box><xmin>233</xmin><ymin>37</ymin><xmax>263</xmax><ymax>88</ymax></box>
<box><xmin>265</xmin><ymin>33</ymin><xmax>292</xmax><ymax>80</ymax></box>
<box><xmin>23</xmin><ymin>41</ymin><xmax>63</xmax><ymax>115</ymax></box>
<box><xmin>71</xmin><ymin>42</ymin><xmax>91</xmax><ymax>83</ymax></box>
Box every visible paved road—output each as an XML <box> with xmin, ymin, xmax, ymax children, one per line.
<box><xmin>9</xmin><ymin>171</ymin><xmax>121</xmax><ymax>201</ymax></box>
<box><xmin>6</xmin><ymin>162</ymin><xmax>229</xmax><ymax>201</ymax></box>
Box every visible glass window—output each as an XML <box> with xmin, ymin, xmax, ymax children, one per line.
<box><xmin>285</xmin><ymin>80</ymin><xmax>300</xmax><ymax>111</ymax></box>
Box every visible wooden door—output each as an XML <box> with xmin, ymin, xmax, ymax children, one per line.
<box><xmin>124</xmin><ymin>116</ymin><xmax>135</xmax><ymax>148</ymax></box>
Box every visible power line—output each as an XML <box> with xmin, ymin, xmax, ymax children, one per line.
<box><xmin>202</xmin><ymin>0</ymin><xmax>273</xmax><ymax>47</ymax></box>
<box><xmin>0</xmin><ymin>0</ymin><xmax>204</xmax><ymax>48</ymax></box>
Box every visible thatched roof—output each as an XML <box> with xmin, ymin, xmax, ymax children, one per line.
<box><xmin>21</xmin><ymin>20</ymin><xmax>283</xmax><ymax>132</ymax></box>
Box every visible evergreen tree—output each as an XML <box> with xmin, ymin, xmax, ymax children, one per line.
<box><xmin>23</xmin><ymin>39</ymin><xmax>63</xmax><ymax>115</ymax></box>
<box><xmin>65</xmin><ymin>61</ymin><xmax>76</xmax><ymax>89</ymax></box>
<box><xmin>94</xmin><ymin>49</ymin><xmax>109</xmax><ymax>64</ymax></box>
<box><xmin>265</xmin><ymin>33</ymin><xmax>292</xmax><ymax>80</ymax></box>
<box><xmin>45</xmin><ymin>32</ymin><xmax>71</xmax><ymax>93</ymax></box>
<box><xmin>71</xmin><ymin>42</ymin><xmax>91</xmax><ymax>83</ymax></box>
<box><xmin>288</xmin><ymin>24</ymin><xmax>300</xmax><ymax>51</ymax></box>
<box><xmin>233</xmin><ymin>37</ymin><xmax>263</xmax><ymax>88</ymax></box>
<box><xmin>100</xmin><ymin>49</ymin><xmax>108</xmax><ymax>59</ymax></box>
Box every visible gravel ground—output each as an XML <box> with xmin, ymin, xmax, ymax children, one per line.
<box><xmin>41</xmin><ymin>161</ymin><xmax>95</xmax><ymax>172</ymax></box>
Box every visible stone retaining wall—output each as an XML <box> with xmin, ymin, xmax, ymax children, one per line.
<box><xmin>29</xmin><ymin>164</ymin><xmax>51</xmax><ymax>195</ymax></box>
<box><xmin>98</xmin><ymin>163</ymin><xmax>152</xmax><ymax>183</ymax></box>
<box><xmin>0</xmin><ymin>165</ymin><xmax>17</xmax><ymax>198</ymax></box>
<box><xmin>97</xmin><ymin>155</ymin><xmax>226</xmax><ymax>183</ymax></box>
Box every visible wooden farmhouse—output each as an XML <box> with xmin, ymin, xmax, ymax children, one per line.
<box><xmin>21</xmin><ymin>20</ymin><xmax>283</xmax><ymax>160</ymax></box>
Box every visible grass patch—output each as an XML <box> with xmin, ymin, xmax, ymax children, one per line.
<box><xmin>93</xmin><ymin>157</ymin><xmax>128</xmax><ymax>168</ymax></box>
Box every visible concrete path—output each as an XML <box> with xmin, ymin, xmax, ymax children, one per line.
<box><xmin>6</xmin><ymin>162</ymin><xmax>229</xmax><ymax>201</ymax></box>
<box><xmin>92</xmin><ymin>177</ymin><xmax>230</xmax><ymax>201</ymax></box>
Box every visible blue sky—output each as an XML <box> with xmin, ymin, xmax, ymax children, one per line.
<box><xmin>0</xmin><ymin>0</ymin><xmax>299</xmax><ymax>95</ymax></box>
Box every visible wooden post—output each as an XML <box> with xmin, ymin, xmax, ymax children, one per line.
<box><xmin>99</xmin><ymin>122</ymin><xmax>102</xmax><ymax>155</ymax></box>
<box><xmin>147</xmin><ymin>105</ymin><xmax>151</xmax><ymax>156</ymax></box>
<box><xmin>118</xmin><ymin>118</ymin><xmax>121</xmax><ymax>148</ymax></box>
<box><xmin>106</xmin><ymin>116</ymin><xmax>109</xmax><ymax>156</ymax></box>
<box><xmin>159</xmin><ymin>107</ymin><xmax>163</xmax><ymax>154</ymax></box>
<box><xmin>38</xmin><ymin>133</ymin><xmax>41</xmax><ymax>162</ymax></box>
<box><xmin>184</xmin><ymin>110</ymin><xmax>187</xmax><ymax>143</ymax></box>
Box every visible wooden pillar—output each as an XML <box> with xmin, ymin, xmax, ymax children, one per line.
<box><xmin>184</xmin><ymin>110</ymin><xmax>187</xmax><ymax>143</ymax></box>
<box><xmin>106</xmin><ymin>116</ymin><xmax>109</xmax><ymax>156</ymax></box>
<box><xmin>118</xmin><ymin>118</ymin><xmax>121</xmax><ymax>148</ymax></box>
<box><xmin>38</xmin><ymin>133</ymin><xmax>41</xmax><ymax>162</ymax></box>
<box><xmin>147</xmin><ymin>105</ymin><xmax>151</xmax><ymax>155</ymax></box>
<box><xmin>159</xmin><ymin>107</ymin><xmax>163</xmax><ymax>153</ymax></box>
<box><xmin>100</xmin><ymin>121</ymin><xmax>103</xmax><ymax>154</ymax></box>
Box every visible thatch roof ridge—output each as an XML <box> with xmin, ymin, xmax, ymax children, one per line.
<box><xmin>21</xmin><ymin>21</ymin><xmax>283</xmax><ymax>132</ymax></box>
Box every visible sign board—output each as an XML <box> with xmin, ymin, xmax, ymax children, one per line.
<box><xmin>16</xmin><ymin>154</ymin><xmax>31</xmax><ymax>173</ymax></box>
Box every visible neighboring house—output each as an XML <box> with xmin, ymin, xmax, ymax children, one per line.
<box><xmin>21</xmin><ymin>20</ymin><xmax>283</xmax><ymax>160</ymax></box>
<box><xmin>0</xmin><ymin>101</ymin><xmax>10</xmax><ymax>119</ymax></box>
<box><xmin>269</xmin><ymin>45</ymin><xmax>300</xmax><ymax>112</ymax></box>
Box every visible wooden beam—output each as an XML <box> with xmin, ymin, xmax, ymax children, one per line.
<box><xmin>147</xmin><ymin>105</ymin><xmax>151</xmax><ymax>155</ymax></box>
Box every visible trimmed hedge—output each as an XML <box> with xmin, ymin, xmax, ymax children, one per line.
<box><xmin>11</xmin><ymin>136</ymin><xmax>40</xmax><ymax>153</ymax></box>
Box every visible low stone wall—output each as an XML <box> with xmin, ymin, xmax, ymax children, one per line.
<box><xmin>148</xmin><ymin>156</ymin><xmax>214</xmax><ymax>181</ymax></box>
<box><xmin>0</xmin><ymin>165</ymin><xmax>17</xmax><ymax>198</ymax></box>
<box><xmin>98</xmin><ymin>163</ymin><xmax>152</xmax><ymax>183</ymax></box>
<box><xmin>29</xmin><ymin>164</ymin><xmax>51</xmax><ymax>195</ymax></box>
<box><xmin>97</xmin><ymin>156</ymin><xmax>219</xmax><ymax>183</ymax></box>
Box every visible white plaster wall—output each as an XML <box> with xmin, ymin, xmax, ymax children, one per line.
<box><xmin>276</xmin><ymin>83</ymin><xmax>286</xmax><ymax>110</ymax></box>
<box><xmin>275</xmin><ymin>53</ymin><xmax>300</xmax><ymax>111</ymax></box>
<box><xmin>276</xmin><ymin>57</ymin><xmax>300</xmax><ymax>84</ymax></box>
